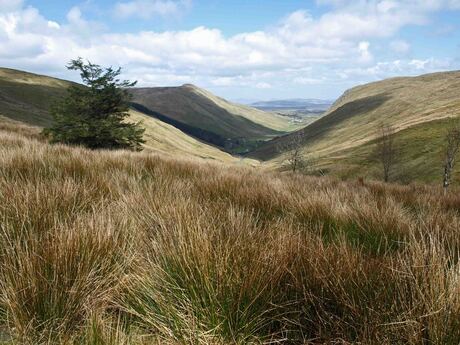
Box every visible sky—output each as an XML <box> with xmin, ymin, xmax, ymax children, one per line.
<box><xmin>1</xmin><ymin>0</ymin><xmax>460</xmax><ymax>101</ymax></box>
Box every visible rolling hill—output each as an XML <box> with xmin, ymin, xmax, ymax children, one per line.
<box><xmin>5</xmin><ymin>66</ymin><xmax>460</xmax><ymax>182</ymax></box>
<box><xmin>250</xmin><ymin>70</ymin><xmax>460</xmax><ymax>182</ymax></box>
<box><xmin>129</xmin><ymin>84</ymin><xmax>297</xmax><ymax>149</ymax></box>
<box><xmin>0</xmin><ymin>67</ymin><xmax>256</xmax><ymax>163</ymax></box>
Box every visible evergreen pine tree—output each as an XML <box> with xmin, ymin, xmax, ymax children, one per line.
<box><xmin>44</xmin><ymin>58</ymin><xmax>145</xmax><ymax>151</ymax></box>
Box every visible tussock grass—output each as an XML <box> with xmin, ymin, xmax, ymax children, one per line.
<box><xmin>1</xmin><ymin>120</ymin><xmax>460</xmax><ymax>344</ymax></box>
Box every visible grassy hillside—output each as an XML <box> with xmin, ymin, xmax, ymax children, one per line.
<box><xmin>1</xmin><ymin>119</ymin><xmax>460</xmax><ymax>344</ymax></box>
<box><xmin>127</xmin><ymin>110</ymin><xmax>255</xmax><ymax>163</ymax></box>
<box><xmin>251</xmin><ymin>70</ymin><xmax>460</xmax><ymax>182</ymax></box>
<box><xmin>130</xmin><ymin>85</ymin><xmax>294</xmax><ymax>142</ymax></box>
<box><xmin>318</xmin><ymin>117</ymin><xmax>460</xmax><ymax>183</ymax></box>
<box><xmin>0</xmin><ymin>68</ymin><xmax>70</xmax><ymax>126</ymax></box>
<box><xmin>189</xmin><ymin>85</ymin><xmax>300</xmax><ymax>131</ymax></box>
<box><xmin>0</xmin><ymin>68</ymin><xmax>255</xmax><ymax>163</ymax></box>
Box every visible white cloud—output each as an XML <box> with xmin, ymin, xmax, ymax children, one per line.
<box><xmin>67</xmin><ymin>7</ymin><xmax>84</xmax><ymax>24</ymax></box>
<box><xmin>255</xmin><ymin>82</ymin><xmax>272</xmax><ymax>89</ymax></box>
<box><xmin>447</xmin><ymin>0</ymin><xmax>460</xmax><ymax>9</ymax></box>
<box><xmin>342</xmin><ymin>58</ymin><xmax>453</xmax><ymax>79</ymax></box>
<box><xmin>0</xmin><ymin>0</ymin><xmax>458</xmax><ymax>98</ymax></box>
<box><xmin>358</xmin><ymin>41</ymin><xmax>373</xmax><ymax>63</ymax></box>
<box><xmin>317</xmin><ymin>0</ymin><xmax>460</xmax><ymax>10</ymax></box>
<box><xmin>210</xmin><ymin>75</ymin><xmax>274</xmax><ymax>89</ymax></box>
<box><xmin>0</xmin><ymin>0</ymin><xmax>22</xmax><ymax>13</ymax></box>
<box><xmin>114</xmin><ymin>0</ymin><xmax>191</xmax><ymax>19</ymax></box>
<box><xmin>211</xmin><ymin>77</ymin><xmax>235</xmax><ymax>87</ymax></box>
<box><xmin>293</xmin><ymin>77</ymin><xmax>324</xmax><ymax>85</ymax></box>
<box><xmin>47</xmin><ymin>21</ymin><xmax>60</xmax><ymax>30</ymax></box>
<box><xmin>390</xmin><ymin>39</ymin><xmax>411</xmax><ymax>54</ymax></box>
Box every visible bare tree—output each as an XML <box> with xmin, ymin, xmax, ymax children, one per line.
<box><xmin>376</xmin><ymin>123</ymin><xmax>396</xmax><ymax>182</ymax></box>
<box><xmin>278</xmin><ymin>132</ymin><xmax>306</xmax><ymax>173</ymax></box>
<box><xmin>442</xmin><ymin>122</ymin><xmax>460</xmax><ymax>193</ymax></box>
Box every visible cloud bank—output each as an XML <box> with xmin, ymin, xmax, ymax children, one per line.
<box><xmin>0</xmin><ymin>0</ymin><xmax>458</xmax><ymax>98</ymax></box>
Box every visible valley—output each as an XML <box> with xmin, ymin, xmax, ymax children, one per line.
<box><xmin>129</xmin><ymin>85</ymin><xmax>295</xmax><ymax>153</ymax></box>
<box><xmin>2</xmin><ymin>67</ymin><xmax>460</xmax><ymax>184</ymax></box>
<box><xmin>0</xmin><ymin>67</ymin><xmax>276</xmax><ymax>161</ymax></box>
<box><xmin>249</xmin><ymin>98</ymin><xmax>332</xmax><ymax>127</ymax></box>
<box><xmin>2</xmin><ymin>1</ymin><xmax>460</xmax><ymax>343</ymax></box>
<box><xmin>3</xmin><ymin>67</ymin><xmax>460</xmax><ymax>184</ymax></box>
<box><xmin>1</xmin><ymin>64</ymin><xmax>460</xmax><ymax>344</ymax></box>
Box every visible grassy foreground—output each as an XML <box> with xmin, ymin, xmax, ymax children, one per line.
<box><xmin>1</xmin><ymin>120</ymin><xmax>460</xmax><ymax>344</ymax></box>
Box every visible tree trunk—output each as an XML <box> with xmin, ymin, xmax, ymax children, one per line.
<box><xmin>443</xmin><ymin>158</ymin><xmax>454</xmax><ymax>194</ymax></box>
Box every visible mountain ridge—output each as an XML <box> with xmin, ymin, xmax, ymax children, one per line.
<box><xmin>129</xmin><ymin>84</ymin><xmax>296</xmax><ymax>141</ymax></box>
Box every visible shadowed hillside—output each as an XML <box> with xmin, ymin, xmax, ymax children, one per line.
<box><xmin>130</xmin><ymin>84</ymin><xmax>295</xmax><ymax>142</ymax></box>
<box><xmin>0</xmin><ymin>68</ymin><xmax>71</xmax><ymax>126</ymax></box>
<box><xmin>250</xmin><ymin>70</ymin><xmax>460</xmax><ymax>182</ymax></box>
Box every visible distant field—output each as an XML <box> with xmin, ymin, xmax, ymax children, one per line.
<box><xmin>250</xmin><ymin>98</ymin><xmax>332</xmax><ymax>112</ymax></box>
<box><xmin>268</xmin><ymin>109</ymin><xmax>324</xmax><ymax>127</ymax></box>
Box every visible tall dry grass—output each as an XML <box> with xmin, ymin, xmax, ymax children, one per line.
<box><xmin>0</xmin><ymin>120</ymin><xmax>460</xmax><ymax>344</ymax></box>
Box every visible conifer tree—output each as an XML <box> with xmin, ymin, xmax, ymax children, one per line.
<box><xmin>44</xmin><ymin>58</ymin><xmax>145</xmax><ymax>151</ymax></box>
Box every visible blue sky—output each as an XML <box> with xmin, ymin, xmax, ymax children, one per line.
<box><xmin>1</xmin><ymin>0</ymin><xmax>460</xmax><ymax>101</ymax></box>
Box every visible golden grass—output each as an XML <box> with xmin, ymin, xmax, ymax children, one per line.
<box><xmin>1</xmin><ymin>119</ymin><xmax>460</xmax><ymax>344</ymax></box>
<box><xmin>127</xmin><ymin>110</ymin><xmax>257</xmax><ymax>164</ymax></box>
<box><xmin>0</xmin><ymin>68</ymin><xmax>70</xmax><ymax>88</ymax></box>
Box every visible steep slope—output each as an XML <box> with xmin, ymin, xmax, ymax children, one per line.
<box><xmin>251</xmin><ymin>70</ymin><xmax>460</xmax><ymax>182</ymax></box>
<box><xmin>0</xmin><ymin>68</ymin><xmax>70</xmax><ymax>126</ymax></box>
<box><xmin>127</xmin><ymin>110</ymin><xmax>255</xmax><ymax>163</ymax></box>
<box><xmin>0</xmin><ymin>68</ymin><xmax>252</xmax><ymax>163</ymax></box>
<box><xmin>325</xmin><ymin>117</ymin><xmax>460</xmax><ymax>183</ymax></box>
<box><xmin>129</xmin><ymin>84</ymin><xmax>294</xmax><ymax>143</ymax></box>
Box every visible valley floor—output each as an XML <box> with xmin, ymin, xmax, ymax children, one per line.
<box><xmin>1</xmin><ymin>119</ymin><xmax>460</xmax><ymax>344</ymax></box>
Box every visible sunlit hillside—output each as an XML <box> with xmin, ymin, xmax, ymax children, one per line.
<box><xmin>127</xmin><ymin>110</ymin><xmax>255</xmax><ymax>163</ymax></box>
<box><xmin>251</xmin><ymin>71</ymin><xmax>460</xmax><ymax>182</ymax></box>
